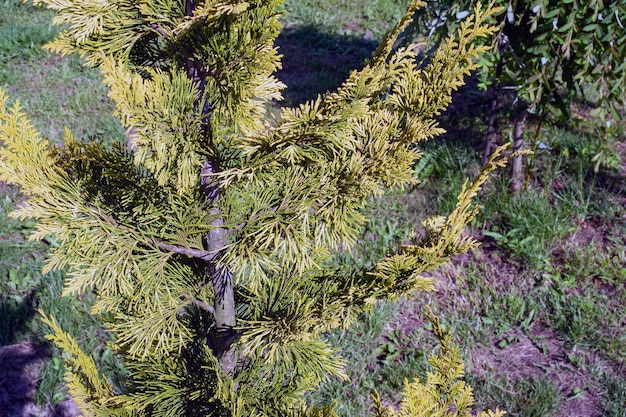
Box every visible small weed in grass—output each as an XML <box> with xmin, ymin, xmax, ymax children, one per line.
<box><xmin>481</xmin><ymin>188</ymin><xmax>575</xmax><ymax>269</ymax></box>
<box><xmin>470</xmin><ymin>375</ymin><xmax>561</xmax><ymax>417</ymax></box>
<box><xmin>602</xmin><ymin>374</ymin><xmax>626</xmax><ymax>417</ymax></box>
<box><xmin>547</xmin><ymin>286</ymin><xmax>626</xmax><ymax>358</ymax></box>
<box><xmin>548</xmin><ymin>289</ymin><xmax>603</xmax><ymax>345</ymax></box>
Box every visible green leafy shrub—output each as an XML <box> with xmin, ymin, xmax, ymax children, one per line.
<box><xmin>411</xmin><ymin>0</ymin><xmax>626</xmax><ymax>190</ymax></box>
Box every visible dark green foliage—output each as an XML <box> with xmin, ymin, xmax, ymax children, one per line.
<box><xmin>412</xmin><ymin>0</ymin><xmax>626</xmax><ymax>122</ymax></box>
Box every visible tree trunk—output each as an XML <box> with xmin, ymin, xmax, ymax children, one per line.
<box><xmin>482</xmin><ymin>50</ymin><xmax>504</xmax><ymax>166</ymax></box>
<box><xmin>510</xmin><ymin>108</ymin><xmax>527</xmax><ymax>197</ymax></box>
<box><xmin>184</xmin><ymin>0</ymin><xmax>238</xmax><ymax>376</ymax></box>
<box><xmin>202</xmin><ymin>161</ymin><xmax>238</xmax><ymax>376</ymax></box>
<box><xmin>482</xmin><ymin>87</ymin><xmax>500</xmax><ymax>166</ymax></box>
<box><xmin>125</xmin><ymin>126</ymin><xmax>137</xmax><ymax>153</ymax></box>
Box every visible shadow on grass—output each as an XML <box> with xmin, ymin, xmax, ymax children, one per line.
<box><xmin>275</xmin><ymin>26</ymin><xmax>494</xmax><ymax>155</ymax></box>
<box><xmin>0</xmin><ymin>293</ymin><xmax>52</xmax><ymax>417</ymax></box>
<box><xmin>275</xmin><ymin>25</ymin><xmax>377</xmax><ymax>106</ymax></box>
<box><xmin>0</xmin><ymin>292</ymin><xmax>38</xmax><ymax>345</ymax></box>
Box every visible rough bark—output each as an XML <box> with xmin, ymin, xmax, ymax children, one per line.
<box><xmin>185</xmin><ymin>0</ymin><xmax>238</xmax><ymax>376</ymax></box>
<box><xmin>510</xmin><ymin>108</ymin><xmax>527</xmax><ymax>197</ymax></box>
<box><xmin>482</xmin><ymin>47</ymin><xmax>504</xmax><ymax>166</ymax></box>
<box><xmin>202</xmin><ymin>160</ymin><xmax>238</xmax><ymax>376</ymax></box>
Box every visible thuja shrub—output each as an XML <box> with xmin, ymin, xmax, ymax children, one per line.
<box><xmin>0</xmin><ymin>1</ymin><xmax>506</xmax><ymax>415</ymax></box>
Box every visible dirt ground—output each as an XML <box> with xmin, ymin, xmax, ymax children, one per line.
<box><xmin>0</xmin><ymin>343</ymin><xmax>81</xmax><ymax>417</ymax></box>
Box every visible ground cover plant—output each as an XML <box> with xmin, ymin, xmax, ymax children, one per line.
<box><xmin>0</xmin><ymin>1</ymin><xmax>624</xmax><ymax>417</ymax></box>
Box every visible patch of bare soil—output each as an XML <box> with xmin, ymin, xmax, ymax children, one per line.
<box><xmin>386</xmin><ymin>230</ymin><xmax>622</xmax><ymax>417</ymax></box>
<box><xmin>0</xmin><ymin>342</ymin><xmax>81</xmax><ymax>417</ymax></box>
<box><xmin>457</xmin><ymin>243</ymin><xmax>616</xmax><ymax>417</ymax></box>
<box><xmin>471</xmin><ymin>328</ymin><xmax>605</xmax><ymax>417</ymax></box>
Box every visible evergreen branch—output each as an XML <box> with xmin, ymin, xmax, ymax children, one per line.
<box><xmin>1</xmin><ymin>1</ymin><xmax>509</xmax><ymax>414</ymax></box>
<box><xmin>100</xmin><ymin>58</ymin><xmax>205</xmax><ymax>192</ymax></box>
<box><xmin>149</xmin><ymin>23</ymin><xmax>172</xmax><ymax>40</ymax></box>
<box><xmin>97</xmin><ymin>210</ymin><xmax>213</xmax><ymax>261</ymax></box>
<box><xmin>372</xmin><ymin>307</ymin><xmax>506</xmax><ymax>417</ymax></box>
<box><xmin>112</xmin><ymin>298</ymin><xmax>193</xmax><ymax>359</ymax></box>
<box><xmin>183</xmin><ymin>292</ymin><xmax>216</xmax><ymax>315</ymax></box>
<box><xmin>371</xmin><ymin>0</ymin><xmax>427</xmax><ymax>63</ymax></box>
<box><xmin>39</xmin><ymin>310</ymin><xmax>114</xmax><ymax>416</ymax></box>
<box><xmin>155</xmin><ymin>240</ymin><xmax>212</xmax><ymax>260</ymax></box>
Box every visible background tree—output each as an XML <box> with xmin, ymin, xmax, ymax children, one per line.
<box><xmin>411</xmin><ymin>0</ymin><xmax>626</xmax><ymax>194</ymax></box>
<box><xmin>0</xmin><ymin>0</ymin><xmax>506</xmax><ymax>415</ymax></box>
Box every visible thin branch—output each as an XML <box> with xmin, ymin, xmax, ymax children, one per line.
<box><xmin>183</xmin><ymin>293</ymin><xmax>215</xmax><ymax>315</ymax></box>
<box><xmin>154</xmin><ymin>240</ymin><xmax>212</xmax><ymax>260</ymax></box>
<box><xmin>97</xmin><ymin>211</ymin><xmax>213</xmax><ymax>261</ymax></box>
<box><xmin>150</xmin><ymin>24</ymin><xmax>172</xmax><ymax>39</ymax></box>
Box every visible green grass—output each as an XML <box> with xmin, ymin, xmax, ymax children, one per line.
<box><xmin>470</xmin><ymin>375</ymin><xmax>562</xmax><ymax>417</ymax></box>
<box><xmin>307</xmin><ymin>108</ymin><xmax>626</xmax><ymax>415</ymax></box>
<box><xmin>603</xmin><ymin>375</ymin><xmax>626</xmax><ymax>417</ymax></box>
<box><xmin>0</xmin><ymin>0</ymin><xmax>123</xmax><ymax>143</ymax></box>
<box><xmin>281</xmin><ymin>0</ymin><xmax>410</xmax><ymax>39</ymax></box>
<box><xmin>1</xmin><ymin>55</ymin><xmax>124</xmax><ymax>143</ymax></box>
<box><xmin>276</xmin><ymin>0</ymin><xmax>410</xmax><ymax>105</ymax></box>
<box><xmin>1</xmin><ymin>0</ymin><xmax>626</xmax><ymax>415</ymax></box>
<box><xmin>275</xmin><ymin>26</ymin><xmax>378</xmax><ymax>105</ymax></box>
<box><xmin>0</xmin><ymin>0</ymin><xmax>56</xmax><ymax>60</ymax></box>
